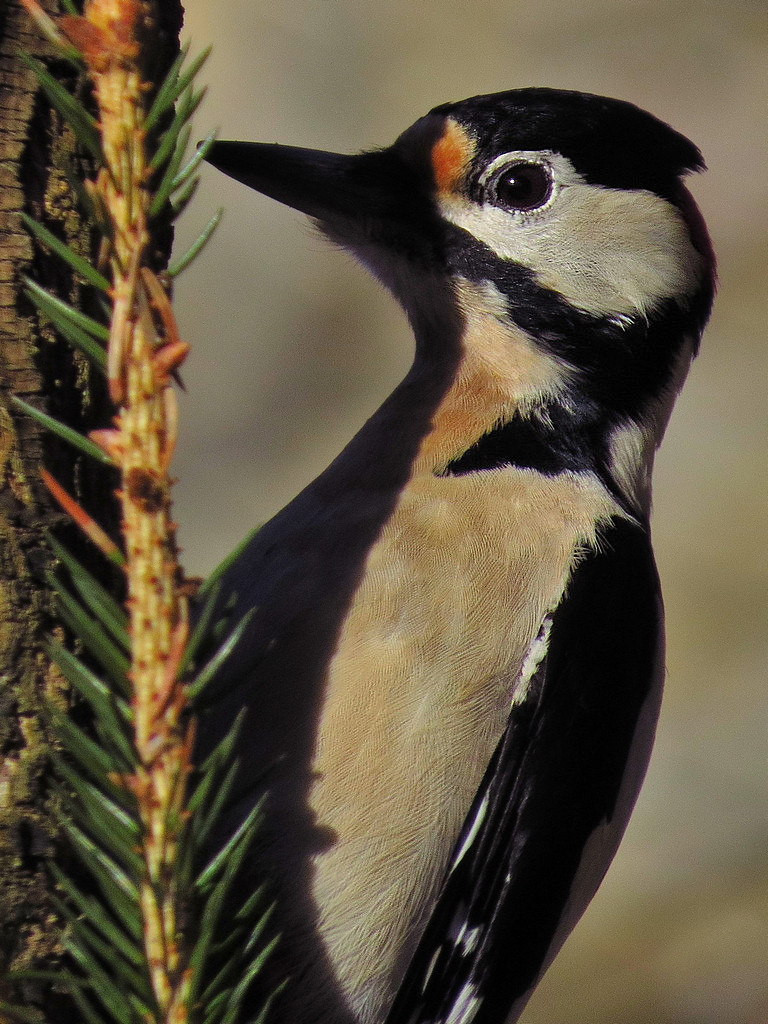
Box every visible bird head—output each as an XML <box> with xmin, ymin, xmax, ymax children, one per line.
<box><xmin>205</xmin><ymin>89</ymin><xmax>716</xmax><ymax>513</ymax></box>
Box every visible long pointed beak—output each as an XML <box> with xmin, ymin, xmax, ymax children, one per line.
<box><xmin>204</xmin><ymin>124</ymin><xmax>462</xmax><ymax>343</ymax></box>
<box><xmin>204</xmin><ymin>138</ymin><xmax>438</xmax><ymax>249</ymax></box>
<box><xmin>205</xmin><ymin>141</ymin><xmax>370</xmax><ymax>221</ymax></box>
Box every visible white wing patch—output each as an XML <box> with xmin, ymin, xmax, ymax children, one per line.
<box><xmin>447</xmin><ymin>906</ymin><xmax>483</xmax><ymax>956</ymax></box>
<box><xmin>444</xmin><ymin>982</ymin><xmax>482</xmax><ymax>1024</ymax></box>
<box><xmin>449</xmin><ymin>792</ymin><xmax>489</xmax><ymax>873</ymax></box>
<box><xmin>421</xmin><ymin>947</ymin><xmax>442</xmax><ymax>994</ymax></box>
<box><xmin>512</xmin><ymin>615</ymin><xmax>552</xmax><ymax>707</ymax></box>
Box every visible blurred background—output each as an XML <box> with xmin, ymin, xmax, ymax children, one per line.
<box><xmin>171</xmin><ymin>1</ymin><xmax>767</xmax><ymax>1021</ymax></box>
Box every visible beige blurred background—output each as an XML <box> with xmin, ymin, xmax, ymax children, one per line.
<box><xmin>171</xmin><ymin>1</ymin><xmax>767</xmax><ymax>1021</ymax></box>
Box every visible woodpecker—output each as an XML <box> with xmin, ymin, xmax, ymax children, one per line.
<box><xmin>203</xmin><ymin>88</ymin><xmax>715</xmax><ymax>1024</ymax></box>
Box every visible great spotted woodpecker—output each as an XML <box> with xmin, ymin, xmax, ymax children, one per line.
<box><xmin>203</xmin><ymin>87</ymin><xmax>716</xmax><ymax>1024</ymax></box>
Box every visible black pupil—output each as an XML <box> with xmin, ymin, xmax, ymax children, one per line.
<box><xmin>494</xmin><ymin>163</ymin><xmax>552</xmax><ymax>211</ymax></box>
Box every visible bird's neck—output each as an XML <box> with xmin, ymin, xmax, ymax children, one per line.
<box><xmin>409</xmin><ymin>281</ymin><xmax>571</xmax><ymax>473</ymax></box>
<box><xmin>407</xmin><ymin>294</ymin><xmax>695</xmax><ymax>519</ymax></box>
<box><xmin>411</xmin><ymin>342</ymin><xmax>563</xmax><ymax>476</ymax></box>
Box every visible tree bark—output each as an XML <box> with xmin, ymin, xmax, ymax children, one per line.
<box><xmin>0</xmin><ymin>0</ymin><xmax>183</xmax><ymax>1013</ymax></box>
<box><xmin>1</xmin><ymin>0</ymin><xmax>87</xmax><ymax>1002</ymax></box>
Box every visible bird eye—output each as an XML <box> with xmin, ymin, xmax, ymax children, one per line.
<box><xmin>491</xmin><ymin>162</ymin><xmax>553</xmax><ymax>212</ymax></box>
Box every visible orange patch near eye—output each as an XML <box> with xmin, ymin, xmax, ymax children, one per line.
<box><xmin>431</xmin><ymin>119</ymin><xmax>475</xmax><ymax>195</ymax></box>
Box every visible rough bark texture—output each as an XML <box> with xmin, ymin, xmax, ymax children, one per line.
<box><xmin>0</xmin><ymin>1</ymin><xmax>87</xmax><ymax>1003</ymax></box>
<box><xmin>0</xmin><ymin>0</ymin><xmax>182</xmax><ymax>1013</ymax></box>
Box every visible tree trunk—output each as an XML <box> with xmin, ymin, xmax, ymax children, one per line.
<box><xmin>0</xmin><ymin>0</ymin><xmax>182</xmax><ymax>1013</ymax></box>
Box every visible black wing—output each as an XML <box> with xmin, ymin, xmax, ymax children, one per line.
<box><xmin>386</xmin><ymin>514</ymin><xmax>664</xmax><ymax>1024</ymax></box>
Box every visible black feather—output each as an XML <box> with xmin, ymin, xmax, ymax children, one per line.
<box><xmin>386</xmin><ymin>515</ymin><xmax>663</xmax><ymax>1024</ymax></box>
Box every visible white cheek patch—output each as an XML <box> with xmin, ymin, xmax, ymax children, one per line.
<box><xmin>440</xmin><ymin>155</ymin><xmax>704</xmax><ymax>319</ymax></box>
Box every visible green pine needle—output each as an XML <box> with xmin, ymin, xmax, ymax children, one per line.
<box><xmin>199</xmin><ymin>900</ymin><xmax>268</xmax><ymax>1003</ymax></box>
<box><xmin>250</xmin><ymin>982</ymin><xmax>289</xmax><ymax>1024</ymax></box>
<box><xmin>48</xmin><ymin>641</ymin><xmax>134</xmax><ymax>766</ymax></box>
<box><xmin>201</xmin><ymin>966</ymin><xmax>237</xmax><ymax>1013</ymax></box>
<box><xmin>68</xmin><ymin>983</ymin><xmax>111</xmax><ymax>1024</ymax></box>
<box><xmin>194</xmin><ymin>706</ymin><xmax>247</xmax><ymax>780</ymax></box>
<box><xmin>67</xmin><ymin>936</ymin><xmax>146</xmax><ymax>1024</ymax></box>
<box><xmin>57</xmin><ymin>904</ymin><xmax>150</xmax><ymax>1000</ymax></box>
<box><xmin>149</xmin><ymin>123</ymin><xmax>192</xmax><ymax>217</ymax></box>
<box><xmin>22</xmin><ymin>214</ymin><xmax>111</xmax><ymax>291</ymax></box>
<box><xmin>234</xmin><ymin>883</ymin><xmax>268</xmax><ymax>923</ymax></box>
<box><xmin>25</xmin><ymin>288</ymin><xmax>108</xmax><ymax>369</ymax></box>
<box><xmin>48</xmin><ymin>535</ymin><xmax>130</xmax><ymax>651</ymax></box>
<box><xmin>200</xmin><ymin>525</ymin><xmax>261</xmax><ymax>599</ymax></box>
<box><xmin>171</xmin><ymin>128</ymin><xmax>217</xmax><ymax>194</ymax></box>
<box><xmin>202</xmin><ymin>988</ymin><xmax>232</xmax><ymax>1024</ymax></box>
<box><xmin>59</xmin><ymin>818</ymin><xmax>142</xmax><ymax>929</ymax></box>
<box><xmin>241</xmin><ymin>902</ymin><xmax>277</xmax><ymax>959</ymax></box>
<box><xmin>143</xmin><ymin>42</ymin><xmax>212</xmax><ymax>143</ymax></box>
<box><xmin>180</xmin><ymin>579</ymin><xmax>221</xmax><ymax>676</ymax></box>
<box><xmin>24</xmin><ymin>276</ymin><xmax>109</xmax><ymax>370</ymax></box>
<box><xmin>50</xmin><ymin>707</ymin><xmax>122</xmax><ymax>788</ymax></box>
<box><xmin>172</xmin><ymin>46</ymin><xmax>213</xmax><ymax>112</ymax></box>
<box><xmin>54</xmin><ymin>762</ymin><xmax>143</xmax><ymax>874</ymax></box>
<box><xmin>23</xmin><ymin>277</ymin><xmax>109</xmax><ymax>341</ymax></box>
<box><xmin>143</xmin><ymin>44</ymin><xmax>190</xmax><ymax>134</ymax></box>
<box><xmin>11</xmin><ymin>396</ymin><xmax>113</xmax><ymax>466</ymax></box>
<box><xmin>219</xmin><ymin>931</ymin><xmax>280</xmax><ymax>1024</ymax></box>
<box><xmin>18</xmin><ymin>54</ymin><xmax>102</xmax><ymax>160</ymax></box>
<box><xmin>169</xmin><ymin>174</ymin><xmax>200</xmax><ymax>220</ymax></box>
<box><xmin>53</xmin><ymin>587</ymin><xmax>132</xmax><ymax>699</ymax></box>
<box><xmin>187</xmin><ymin>607</ymin><xmax>255</xmax><ymax>702</ymax></box>
<box><xmin>149</xmin><ymin>84</ymin><xmax>200</xmax><ymax>175</ymax></box>
<box><xmin>168</xmin><ymin>207</ymin><xmax>223</xmax><ymax>277</ymax></box>
<box><xmin>192</xmin><ymin>758</ymin><xmax>241</xmax><ymax>854</ymax></box>
<box><xmin>189</xmin><ymin>799</ymin><xmax>266</xmax><ymax>1002</ymax></box>
<box><xmin>51</xmin><ymin>866</ymin><xmax>145</xmax><ymax>968</ymax></box>
<box><xmin>188</xmin><ymin>710</ymin><xmax>249</xmax><ymax>850</ymax></box>
<box><xmin>195</xmin><ymin>796</ymin><xmax>265</xmax><ymax>894</ymax></box>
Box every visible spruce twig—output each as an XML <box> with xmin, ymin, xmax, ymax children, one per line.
<box><xmin>28</xmin><ymin>0</ymin><xmax>194</xmax><ymax>1017</ymax></box>
<box><xmin>12</xmin><ymin>2</ymin><xmax>276</xmax><ymax>1022</ymax></box>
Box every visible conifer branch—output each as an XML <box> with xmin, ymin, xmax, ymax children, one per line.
<box><xmin>10</xmin><ymin>3</ymin><xmax>276</xmax><ymax>1022</ymax></box>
